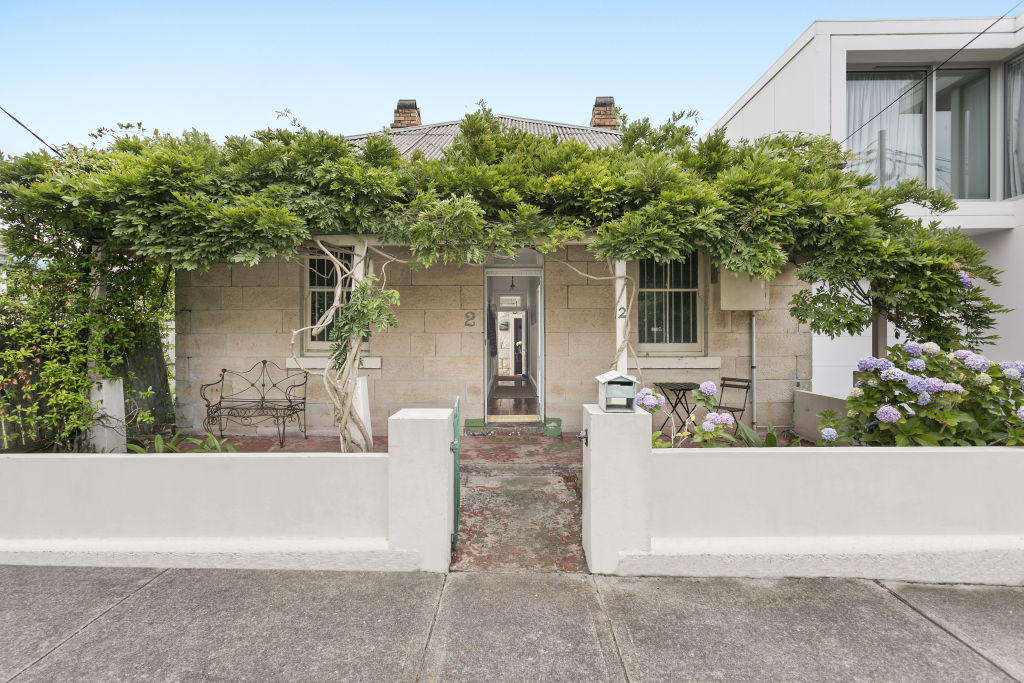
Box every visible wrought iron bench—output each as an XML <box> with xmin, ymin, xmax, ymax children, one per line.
<box><xmin>200</xmin><ymin>360</ymin><xmax>309</xmax><ymax>447</ymax></box>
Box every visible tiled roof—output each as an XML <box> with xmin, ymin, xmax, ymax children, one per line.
<box><xmin>346</xmin><ymin>115</ymin><xmax>622</xmax><ymax>160</ymax></box>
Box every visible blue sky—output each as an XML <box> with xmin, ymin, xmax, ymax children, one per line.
<box><xmin>2</xmin><ymin>0</ymin><xmax>1018</xmax><ymax>156</ymax></box>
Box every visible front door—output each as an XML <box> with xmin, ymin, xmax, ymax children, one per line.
<box><xmin>484</xmin><ymin>268</ymin><xmax>543</xmax><ymax>423</ymax></box>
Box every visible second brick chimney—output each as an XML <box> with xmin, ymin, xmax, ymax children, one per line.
<box><xmin>391</xmin><ymin>99</ymin><xmax>422</xmax><ymax>129</ymax></box>
<box><xmin>590</xmin><ymin>96</ymin><xmax>617</xmax><ymax>130</ymax></box>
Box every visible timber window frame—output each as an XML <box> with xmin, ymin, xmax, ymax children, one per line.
<box><xmin>635</xmin><ymin>253</ymin><xmax>704</xmax><ymax>355</ymax></box>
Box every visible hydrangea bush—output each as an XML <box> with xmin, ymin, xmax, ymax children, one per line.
<box><xmin>640</xmin><ymin>381</ymin><xmax>737</xmax><ymax>448</ymax></box>
<box><xmin>818</xmin><ymin>340</ymin><xmax>1024</xmax><ymax>447</ymax></box>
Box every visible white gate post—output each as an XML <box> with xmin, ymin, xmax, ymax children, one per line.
<box><xmin>581</xmin><ymin>403</ymin><xmax>651</xmax><ymax>574</ymax></box>
<box><xmin>387</xmin><ymin>408</ymin><xmax>454</xmax><ymax>572</ymax></box>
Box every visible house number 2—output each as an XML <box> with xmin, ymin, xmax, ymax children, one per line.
<box><xmin>464</xmin><ymin>311</ymin><xmax>476</xmax><ymax>327</ymax></box>
<box><xmin>617</xmin><ymin>306</ymin><xmax>627</xmax><ymax>319</ymax></box>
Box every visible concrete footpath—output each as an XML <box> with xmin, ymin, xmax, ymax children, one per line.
<box><xmin>2</xmin><ymin>566</ymin><xmax>1023</xmax><ymax>682</ymax></box>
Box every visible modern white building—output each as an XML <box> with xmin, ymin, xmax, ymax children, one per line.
<box><xmin>715</xmin><ymin>14</ymin><xmax>1024</xmax><ymax>396</ymax></box>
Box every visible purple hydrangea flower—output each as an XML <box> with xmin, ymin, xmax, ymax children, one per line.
<box><xmin>641</xmin><ymin>394</ymin><xmax>659</xmax><ymax>409</ymax></box>
<box><xmin>820</xmin><ymin>427</ymin><xmax>838</xmax><ymax>442</ymax></box>
<box><xmin>906</xmin><ymin>358</ymin><xmax>926</xmax><ymax>372</ymax></box>
<box><xmin>698</xmin><ymin>381</ymin><xmax>717</xmax><ymax>396</ymax></box>
<box><xmin>952</xmin><ymin>350</ymin><xmax>973</xmax><ymax>360</ymax></box>
<box><xmin>964</xmin><ymin>354</ymin><xmax>990</xmax><ymax>371</ymax></box>
<box><xmin>925</xmin><ymin>377</ymin><xmax>945</xmax><ymax>393</ymax></box>
<box><xmin>701</xmin><ymin>420</ymin><xmax>715</xmax><ymax>431</ymax></box>
<box><xmin>875</xmin><ymin>405</ymin><xmax>902</xmax><ymax>423</ymax></box>
<box><xmin>943</xmin><ymin>382</ymin><xmax>965</xmax><ymax>394</ymax></box>
<box><xmin>958</xmin><ymin>270</ymin><xmax>972</xmax><ymax>289</ymax></box>
<box><xmin>876</xmin><ymin>358</ymin><xmax>895</xmax><ymax>371</ymax></box>
<box><xmin>857</xmin><ymin>357</ymin><xmax>879</xmax><ymax>372</ymax></box>
<box><xmin>917</xmin><ymin>392</ymin><xmax>931</xmax><ymax>406</ymax></box>
<box><xmin>854</xmin><ymin>380</ymin><xmax>865</xmax><ymax>388</ymax></box>
<box><xmin>905</xmin><ymin>375</ymin><xmax>928</xmax><ymax>394</ymax></box>
<box><xmin>1000</xmin><ymin>361</ymin><xmax>1016</xmax><ymax>372</ymax></box>
<box><xmin>1018</xmin><ymin>406</ymin><xmax>1024</xmax><ymax>421</ymax></box>
<box><xmin>881</xmin><ymin>367</ymin><xmax>905</xmax><ymax>382</ymax></box>
<box><xmin>716</xmin><ymin>413</ymin><xmax>735</xmax><ymax>426</ymax></box>
<box><xmin>903</xmin><ymin>341</ymin><xmax>923</xmax><ymax>357</ymax></box>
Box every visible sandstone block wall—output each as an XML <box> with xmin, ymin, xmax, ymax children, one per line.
<box><xmin>175</xmin><ymin>246</ymin><xmax>811</xmax><ymax>438</ymax></box>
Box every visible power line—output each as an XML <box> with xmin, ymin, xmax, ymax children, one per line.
<box><xmin>0</xmin><ymin>104</ymin><xmax>64</xmax><ymax>158</ymax></box>
<box><xmin>841</xmin><ymin>0</ymin><xmax>1024</xmax><ymax>147</ymax></box>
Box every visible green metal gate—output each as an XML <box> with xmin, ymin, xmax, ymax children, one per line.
<box><xmin>450</xmin><ymin>396</ymin><xmax>461</xmax><ymax>553</ymax></box>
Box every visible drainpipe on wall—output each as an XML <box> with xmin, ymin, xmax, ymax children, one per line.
<box><xmin>750</xmin><ymin>311</ymin><xmax>757</xmax><ymax>428</ymax></box>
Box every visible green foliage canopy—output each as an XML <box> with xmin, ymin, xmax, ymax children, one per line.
<box><xmin>0</xmin><ymin>107</ymin><xmax>1010</xmax><ymax>447</ymax></box>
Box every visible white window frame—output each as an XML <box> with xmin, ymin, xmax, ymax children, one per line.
<box><xmin>302</xmin><ymin>238</ymin><xmax>363</xmax><ymax>355</ymax></box>
<box><xmin>635</xmin><ymin>253</ymin><xmax>705</xmax><ymax>355</ymax></box>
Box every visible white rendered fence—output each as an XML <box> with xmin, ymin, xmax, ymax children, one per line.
<box><xmin>0</xmin><ymin>408</ymin><xmax>454</xmax><ymax>572</ymax></box>
<box><xmin>582</xmin><ymin>404</ymin><xmax>1024</xmax><ymax>584</ymax></box>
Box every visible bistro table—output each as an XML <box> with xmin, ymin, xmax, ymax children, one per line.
<box><xmin>654</xmin><ymin>381</ymin><xmax>700</xmax><ymax>433</ymax></box>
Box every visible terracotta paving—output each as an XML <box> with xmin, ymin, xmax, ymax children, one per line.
<box><xmin>452</xmin><ymin>433</ymin><xmax>586</xmax><ymax>573</ymax></box>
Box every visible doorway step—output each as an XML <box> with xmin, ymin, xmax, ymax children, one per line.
<box><xmin>463</xmin><ymin>417</ymin><xmax>562</xmax><ymax>438</ymax></box>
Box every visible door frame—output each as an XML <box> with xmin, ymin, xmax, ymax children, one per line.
<box><xmin>483</xmin><ymin>266</ymin><xmax>544</xmax><ymax>424</ymax></box>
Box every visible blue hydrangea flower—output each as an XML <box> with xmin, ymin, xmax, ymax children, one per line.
<box><xmin>952</xmin><ymin>350</ymin><xmax>973</xmax><ymax>360</ymax></box>
<box><xmin>820</xmin><ymin>427</ymin><xmax>838</xmax><ymax>442</ymax></box>
<box><xmin>964</xmin><ymin>354</ymin><xmax>990</xmax><ymax>371</ymax></box>
<box><xmin>876</xmin><ymin>358</ymin><xmax>895</xmax><ymax>371</ymax></box>
<box><xmin>903</xmin><ymin>341</ymin><xmax>923</xmax><ymax>357</ymax></box>
<box><xmin>880</xmin><ymin>368</ymin><xmax>904</xmax><ymax>382</ymax></box>
<box><xmin>916</xmin><ymin>392</ymin><xmax>931</xmax><ymax>406</ymax></box>
<box><xmin>1018</xmin><ymin>406</ymin><xmax>1024</xmax><ymax>421</ymax></box>
<box><xmin>857</xmin><ymin>357</ymin><xmax>879</xmax><ymax>372</ymax></box>
<box><xmin>854</xmin><ymin>380</ymin><xmax>865</xmax><ymax>388</ymax></box>
<box><xmin>715</xmin><ymin>413</ymin><xmax>735</xmax><ymax>426</ymax></box>
<box><xmin>905</xmin><ymin>375</ymin><xmax>928</xmax><ymax>394</ymax></box>
<box><xmin>875</xmin><ymin>405</ymin><xmax>901</xmax><ymax>423</ymax></box>
<box><xmin>698</xmin><ymin>381</ymin><xmax>716</xmax><ymax>396</ymax></box>
<box><xmin>921</xmin><ymin>342</ymin><xmax>941</xmax><ymax>356</ymax></box>
<box><xmin>925</xmin><ymin>377</ymin><xmax>945</xmax><ymax>393</ymax></box>
<box><xmin>701</xmin><ymin>420</ymin><xmax>715</xmax><ymax>431</ymax></box>
<box><xmin>906</xmin><ymin>358</ymin><xmax>926</xmax><ymax>372</ymax></box>
<box><xmin>943</xmin><ymin>382</ymin><xmax>965</xmax><ymax>394</ymax></box>
<box><xmin>958</xmin><ymin>270</ymin><xmax>972</xmax><ymax>289</ymax></box>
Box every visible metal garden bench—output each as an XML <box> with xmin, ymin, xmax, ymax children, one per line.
<box><xmin>200</xmin><ymin>360</ymin><xmax>309</xmax><ymax>447</ymax></box>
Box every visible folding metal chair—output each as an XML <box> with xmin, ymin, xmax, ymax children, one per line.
<box><xmin>714</xmin><ymin>377</ymin><xmax>752</xmax><ymax>429</ymax></box>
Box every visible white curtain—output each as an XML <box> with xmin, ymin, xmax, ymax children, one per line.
<box><xmin>1006</xmin><ymin>56</ymin><xmax>1024</xmax><ymax>198</ymax></box>
<box><xmin>847</xmin><ymin>72</ymin><xmax>927</xmax><ymax>187</ymax></box>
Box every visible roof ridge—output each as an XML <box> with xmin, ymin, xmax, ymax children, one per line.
<box><xmin>346</xmin><ymin>114</ymin><xmax>622</xmax><ymax>140</ymax></box>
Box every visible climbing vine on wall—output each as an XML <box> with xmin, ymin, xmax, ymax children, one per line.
<box><xmin>0</xmin><ymin>108</ymin><xmax>1008</xmax><ymax>447</ymax></box>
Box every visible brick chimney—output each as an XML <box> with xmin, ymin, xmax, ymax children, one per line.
<box><xmin>590</xmin><ymin>96</ymin><xmax>617</xmax><ymax>130</ymax></box>
<box><xmin>391</xmin><ymin>99</ymin><xmax>422</xmax><ymax>129</ymax></box>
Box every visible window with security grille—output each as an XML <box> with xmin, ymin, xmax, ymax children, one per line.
<box><xmin>637</xmin><ymin>255</ymin><xmax>700</xmax><ymax>348</ymax></box>
<box><xmin>307</xmin><ymin>248</ymin><xmax>353</xmax><ymax>347</ymax></box>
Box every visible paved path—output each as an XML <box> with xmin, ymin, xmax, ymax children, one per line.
<box><xmin>2</xmin><ymin>566</ymin><xmax>1022</xmax><ymax>682</ymax></box>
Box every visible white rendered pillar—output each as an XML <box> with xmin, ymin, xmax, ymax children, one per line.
<box><xmin>581</xmin><ymin>403</ymin><xmax>651</xmax><ymax>573</ymax></box>
<box><xmin>614</xmin><ymin>260</ymin><xmax>628</xmax><ymax>374</ymax></box>
<box><xmin>387</xmin><ymin>408</ymin><xmax>454</xmax><ymax>572</ymax></box>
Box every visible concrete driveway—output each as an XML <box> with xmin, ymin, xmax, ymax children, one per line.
<box><xmin>2</xmin><ymin>566</ymin><xmax>1022</xmax><ymax>682</ymax></box>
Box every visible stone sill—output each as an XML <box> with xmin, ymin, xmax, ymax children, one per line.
<box><xmin>628</xmin><ymin>356</ymin><xmax>722</xmax><ymax>370</ymax></box>
<box><xmin>285</xmin><ymin>356</ymin><xmax>382</xmax><ymax>370</ymax></box>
